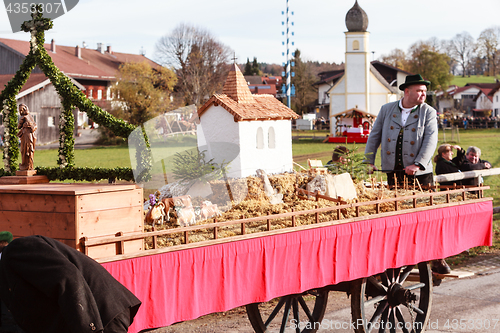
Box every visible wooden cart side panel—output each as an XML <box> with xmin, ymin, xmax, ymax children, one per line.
<box><xmin>77</xmin><ymin>190</ymin><xmax>143</xmax><ymax>212</ymax></box>
<box><xmin>77</xmin><ymin>207</ymin><xmax>143</xmax><ymax>238</ymax></box>
<box><xmin>0</xmin><ymin>211</ymin><xmax>76</xmax><ymax>240</ymax></box>
<box><xmin>0</xmin><ymin>193</ymin><xmax>75</xmax><ymax>212</ymax></box>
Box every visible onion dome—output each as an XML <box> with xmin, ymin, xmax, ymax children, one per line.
<box><xmin>345</xmin><ymin>0</ymin><xmax>368</xmax><ymax>32</ymax></box>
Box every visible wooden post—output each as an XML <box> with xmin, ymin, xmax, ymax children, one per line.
<box><xmin>214</xmin><ymin>226</ymin><xmax>218</xmax><ymax>239</ymax></box>
<box><xmin>152</xmin><ymin>226</ymin><xmax>157</xmax><ymax>249</ymax></box>
<box><xmin>82</xmin><ymin>237</ymin><xmax>88</xmax><ymax>255</ymax></box>
<box><xmin>184</xmin><ymin>231</ymin><xmax>189</xmax><ymax>244</ymax></box>
<box><xmin>395</xmin><ymin>188</ymin><xmax>399</xmax><ymax>211</ymax></box>
<box><xmin>292</xmin><ymin>208</ymin><xmax>296</xmax><ymax>227</ymax></box>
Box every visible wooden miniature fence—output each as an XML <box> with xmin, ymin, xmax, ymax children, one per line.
<box><xmin>82</xmin><ymin>185</ymin><xmax>490</xmax><ymax>263</ymax></box>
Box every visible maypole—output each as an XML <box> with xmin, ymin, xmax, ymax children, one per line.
<box><xmin>281</xmin><ymin>0</ymin><xmax>295</xmax><ymax>108</ymax></box>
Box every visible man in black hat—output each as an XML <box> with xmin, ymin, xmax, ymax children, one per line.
<box><xmin>364</xmin><ymin>74</ymin><xmax>447</xmax><ymax>273</ymax></box>
<box><xmin>0</xmin><ymin>234</ymin><xmax>141</xmax><ymax>333</ymax></box>
<box><xmin>364</xmin><ymin>74</ymin><xmax>438</xmax><ymax>187</ymax></box>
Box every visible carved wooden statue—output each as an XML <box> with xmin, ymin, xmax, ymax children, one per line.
<box><xmin>17</xmin><ymin>104</ymin><xmax>37</xmax><ymax>171</ymax></box>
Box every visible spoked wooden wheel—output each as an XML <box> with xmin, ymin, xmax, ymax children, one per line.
<box><xmin>351</xmin><ymin>262</ymin><xmax>432</xmax><ymax>333</ymax></box>
<box><xmin>246</xmin><ymin>288</ymin><xmax>329</xmax><ymax>333</ymax></box>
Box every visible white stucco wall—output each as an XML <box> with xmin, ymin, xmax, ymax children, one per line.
<box><xmin>237</xmin><ymin>119</ymin><xmax>294</xmax><ymax>178</ymax></box>
<box><xmin>317</xmin><ymin>83</ymin><xmax>331</xmax><ymax>105</ymax></box>
<box><xmin>453</xmin><ymin>87</ymin><xmax>479</xmax><ymax>100</ymax></box>
<box><xmin>368</xmin><ymin>72</ymin><xmax>396</xmax><ymax>116</ymax></box>
<box><xmin>493</xmin><ymin>91</ymin><xmax>500</xmax><ymax>116</ymax></box>
<box><xmin>197</xmin><ymin>105</ymin><xmax>294</xmax><ymax>178</ymax></box>
<box><xmin>475</xmin><ymin>93</ymin><xmax>493</xmax><ymax>110</ymax></box>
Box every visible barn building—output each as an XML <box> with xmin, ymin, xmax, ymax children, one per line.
<box><xmin>0</xmin><ymin>38</ymin><xmax>159</xmax><ymax>144</ymax></box>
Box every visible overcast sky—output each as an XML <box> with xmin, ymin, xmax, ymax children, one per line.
<box><xmin>1</xmin><ymin>0</ymin><xmax>499</xmax><ymax>66</ymax></box>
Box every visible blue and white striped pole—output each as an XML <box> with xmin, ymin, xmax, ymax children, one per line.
<box><xmin>282</xmin><ymin>0</ymin><xmax>294</xmax><ymax>108</ymax></box>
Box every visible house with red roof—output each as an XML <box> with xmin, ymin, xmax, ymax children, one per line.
<box><xmin>0</xmin><ymin>38</ymin><xmax>160</xmax><ymax>143</ymax></box>
<box><xmin>196</xmin><ymin>64</ymin><xmax>298</xmax><ymax>178</ymax></box>
<box><xmin>244</xmin><ymin>75</ymin><xmax>282</xmax><ymax>97</ymax></box>
<box><xmin>472</xmin><ymin>87</ymin><xmax>494</xmax><ymax>116</ymax></box>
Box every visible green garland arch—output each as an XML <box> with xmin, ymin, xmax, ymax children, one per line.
<box><xmin>0</xmin><ymin>10</ymin><xmax>151</xmax><ymax>182</ymax></box>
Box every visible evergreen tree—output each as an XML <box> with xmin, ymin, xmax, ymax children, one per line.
<box><xmin>252</xmin><ymin>57</ymin><xmax>261</xmax><ymax>75</ymax></box>
<box><xmin>244</xmin><ymin>58</ymin><xmax>253</xmax><ymax>75</ymax></box>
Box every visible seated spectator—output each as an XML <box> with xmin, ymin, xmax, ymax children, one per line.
<box><xmin>0</xmin><ymin>234</ymin><xmax>141</xmax><ymax>333</ymax></box>
<box><xmin>434</xmin><ymin>144</ymin><xmax>465</xmax><ymax>187</ymax></box>
<box><xmin>460</xmin><ymin>146</ymin><xmax>491</xmax><ymax>186</ymax></box>
<box><xmin>461</xmin><ymin>146</ymin><xmax>491</xmax><ymax>171</ymax></box>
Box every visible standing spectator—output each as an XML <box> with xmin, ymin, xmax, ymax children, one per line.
<box><xmin>364</xmin><ymin>74</ymin><xmax>438</xmax><ymax>187</ymax></box>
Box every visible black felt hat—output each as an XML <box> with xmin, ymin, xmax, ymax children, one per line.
<box><xmin>399</xmin><ymin>74</ymin><xmax>431</xmax><ymax>91</ymax></box>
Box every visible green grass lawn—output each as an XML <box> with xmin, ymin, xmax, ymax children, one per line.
<box><xmin>450</xmin><ymin>75</ymin><xmax>500</xmax><ymax>87</ymax></box>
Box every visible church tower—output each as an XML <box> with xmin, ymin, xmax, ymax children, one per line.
<box><xmin>344</xmin><ymin>0</ymin><xmax>370</xmax><ymax>113</ymax></box>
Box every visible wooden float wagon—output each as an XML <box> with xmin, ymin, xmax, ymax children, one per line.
<box><xmin>0</xmin><ymin>183</ymin><xmax>493</xmax><ymax>333</ymax></box>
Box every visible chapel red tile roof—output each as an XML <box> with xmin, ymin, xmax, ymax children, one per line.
<box><xmin>198</xmin><ymin>64</ymin><xmax>298</xmax><ymax>121</ymax></box>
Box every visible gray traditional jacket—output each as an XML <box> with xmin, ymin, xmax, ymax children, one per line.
<box><xmin>364</xmin><ymin>100</ymin><xmax>438</xmax><ymax>175</ymax></box>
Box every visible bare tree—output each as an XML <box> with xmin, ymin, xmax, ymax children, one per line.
<box><xmin>155</xmin><ymin>23</ymin><xmax>233</xmax><ymax>107</ymax></box>
<box><xmin>477</xmin><ymin>26</ymin><xmax>500</xmax><ymax>76</ymax></box>
<box><xmin>446</xmin><ymin>32</ymin><xmax>475</xmax><ymax>77</ymax></box>
<box><xmin>291</xmin><ymin>49</ymin><xmax>317</xmax><ymax>115</ymax></box>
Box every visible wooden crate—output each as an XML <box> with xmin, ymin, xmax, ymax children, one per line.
<box><xmin>0</xmin><ymin>183</ymin><xmax>144</xmax><ymax>259</ymax></box>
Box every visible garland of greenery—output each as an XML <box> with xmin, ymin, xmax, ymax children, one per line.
<box><xmin>0</xmin><ymin>10</ymin><xmax>152</xmax><ymax>182</ymax></box>
<box><xmin>35</xmin><ymin>166</ymin><xmax>134</xmax><ymax>182</ymax></box>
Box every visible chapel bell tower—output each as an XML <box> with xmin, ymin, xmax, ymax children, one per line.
<box><xmin>344</xmin><ymin>0</ymin><xmax>370</xmax><ymax>113</ymax></box>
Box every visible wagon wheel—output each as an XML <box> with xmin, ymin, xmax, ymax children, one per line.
<box><xmin>351</xmin><ymin>262</ymin><xmax>432</xmax><ymax>333</ymax></box>
<box><xmin>246</xmin><ymin>287</ymin><xmax>329</xmax><ymax>333</ymax></box>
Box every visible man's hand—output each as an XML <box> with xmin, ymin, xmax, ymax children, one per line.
<box><xmin>484</xmin><ymin>162</ymin><xmax>492</xmax><ymax>169</ymax></box>
<box><xmin>367</xmin><ymin>164</ymin><xmax>378</xmax><ymax>174</ymax></box>
<box><xmin>405</xmin><ymin>164</ymin><xmax>420</xmax><ymax>175</ymax></box>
